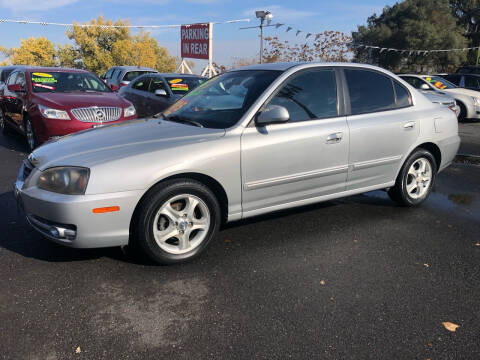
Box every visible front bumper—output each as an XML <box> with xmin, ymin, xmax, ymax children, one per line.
<box><xmin>14</xmin><ymin>169</ymin><xmax>142</xmax><ymax>248</ymax></box>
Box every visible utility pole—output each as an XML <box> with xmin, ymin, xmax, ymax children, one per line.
<box><xmin>239</xmin><ymin>10</ymin><xmax>273</xmax><ymax>64</ymax></box>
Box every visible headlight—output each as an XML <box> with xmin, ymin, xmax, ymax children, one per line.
<box><xmin>124</xmin><ymin>105</ymin><xmax>136</xmax><ymax>117</ymax></box>
<box><xmin>38</xmin><ymin>104</ymin><xmax>70</xmax><ymax>120</ymax></box>
<box><xmin>37</xmin><ymin>167</ymin><xmax>89</xmax><ymax>195</ymax></box>
<box><xmin>472</xmin><ymin>97</ymin><xmax>480</xmax><ymax>105</ymax></box>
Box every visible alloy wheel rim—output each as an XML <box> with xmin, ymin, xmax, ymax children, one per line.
<box><xmin>152</xmin><ymin>194</ymin><xmax>210</xmax><ymax>255</ymax></box>
<box><xmin>26</xmin><ymin>120</ymin><xmax>34</xmax><ymax>149</ymax></box>
<box><xmin>406</xmin><ymin>157</ymin><xmax>432</xmax><ymax>199</ymax></box>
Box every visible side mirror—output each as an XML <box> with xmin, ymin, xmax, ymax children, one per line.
<box><xmin>155</xmin><ymin>89</ymin><xmax>168</xmax><ymax>97</ymax></box>
<box><xmin>256</xmin><ymin>105</ymin><xmax>290</xmax><ymax>126</ymax></box>
<box><xmin>420</xmin><ymin>83</ymin><xmax>430</xmax><ymax>90</ymax></box>
<box><xmin>8</xmin><ymin>84</ymin><xmax>23</xmax><ymax>92</ymax></box>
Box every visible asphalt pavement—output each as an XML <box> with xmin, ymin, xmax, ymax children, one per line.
<box><xmin>0</xmin><ymin>125</ymin><xmax>479</xmax><ymax>359</ymax></box>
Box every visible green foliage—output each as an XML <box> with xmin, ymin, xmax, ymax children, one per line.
<box><xmin>353</xmin><ymin>0</ymin><xmax>468</xmax><ymax>71</ymax></box>
<box><xmin>2</xmin><ymin>37</ymin><xmax>57</xmax><ymax>66</ymax></box>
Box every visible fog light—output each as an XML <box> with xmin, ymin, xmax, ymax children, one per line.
<box><xmin>50</xmin><ymin>227</ymin><xmax>60</xmax><ymax>238</ymax></box>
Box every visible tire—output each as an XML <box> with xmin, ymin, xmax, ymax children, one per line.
<box><xmin>457</xmin><ymin>102</ymin><xmax>466</xmax><ymax>122</ymax></box>
<box><xmin>388</xmin><ymin>149</ymin><xmax>437</xmax><ymax>207</ymax></box>
<box><xmin>24</xmin><ymin>116</ymin><xmax>37</xmax><ymax>151</ymax></box>
<box><xmin>0</xmin><ymin>108</ymin><xmax>10</xmax><ymax>135</ymax></box>
<box><xmin>131</xmin><ymin>179</ymin><xmax>221</xmax><ymax>265</ymax></box>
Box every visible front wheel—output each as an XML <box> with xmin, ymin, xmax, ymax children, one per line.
<box><xmin>388</xmin><ymin>149</ymin><xmax>437</xmax><ymax>206</ymax></box>
<box><xmin>24</xmin><ymin>117</ymin><xmax>37</xmax><ymax>151</ymax></box>
<box><xmin>131</xmin><ymin>179</ymin><xmax>221</xmax><ymax>264</ymax></box>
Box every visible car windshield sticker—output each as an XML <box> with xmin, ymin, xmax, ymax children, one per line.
<box><xmin>33</xmin><ymin>83</ymin><xmax>55</xmax><ymax>90</ymax></box>
<box><xmin>171</xmin><ymin>83</ymin><xmax>189</xmax><ymax>91</ymax></box>
<box><xmin>169</xmin><ymin>78</ymin><xmax>183</xmax><ymax>84</ymax></box>
<box><xmin>425</xmin><ymin>77</ymin><xmax>447</xmax><ymax>89</ymax></box>
<box><xmin>32</xmin><ymin>72</ymin><xmax>52</xmax><ymax>78</ymax></box>
<box><xmin>31</xmin><ymin>72</ymin><xmax>57</xmax><ymax>84</ymax></box>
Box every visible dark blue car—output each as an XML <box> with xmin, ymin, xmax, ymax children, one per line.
<box><xmin>118</xmin><ymin>73</ymin><xmax>206</xmax><ymax>118</ymax></box>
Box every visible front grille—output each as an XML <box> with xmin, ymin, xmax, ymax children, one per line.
<box><xmin>71</xmin><ymin>106</ymin><xmax>122</xmax><ymax>123</ymax></box>
<box><xmin>22</xmin><ymin>159</ymin><xmax>34</xmax><ymax>180</ymax></box>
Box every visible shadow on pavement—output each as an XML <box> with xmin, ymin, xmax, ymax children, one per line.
<box><xmin>0</xmin><ymin>131</ymin><xmax>28</xmax><ymax>153</ymax></box>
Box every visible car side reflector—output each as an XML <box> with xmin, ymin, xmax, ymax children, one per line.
<box><xmin>92</xmin><ymin>206</ymin><xmax>120</xmax><ymax>214</ymax></box>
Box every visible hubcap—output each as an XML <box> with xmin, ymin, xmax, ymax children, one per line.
<box><xmin>152</xmin><ymin>194</ymin><xmax>210</xmax><ymax>255</ymax></box>
<box><xmin>26</xmin><ymin>120</ymin><xmax>34</xmax><ymax>149</ymax></box>
<box><xmin>406</xmin><ymin>157</ymin><xmax>432</xmax><ymax>199</ymax></box>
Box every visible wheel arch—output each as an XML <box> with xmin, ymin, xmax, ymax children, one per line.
<box><xmin>415</xmin><ymin>142</ymin><xmax>442</xmax><ymax>170</ymax></box>
<box><xmin>129</xmin><ymin>172</ymin><xmax>229</xmax><ymax>235</ymax></box>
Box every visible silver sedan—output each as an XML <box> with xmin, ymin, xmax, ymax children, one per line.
<box><xmin>15</xmin><ymin>62</ymin><xmax>460</xmax><ymax>264</ymax></box>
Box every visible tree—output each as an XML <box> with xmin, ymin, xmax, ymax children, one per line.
<box><xmin>65</xmin><ymin>16</ymin><xmax>176</xmax><ymax>74</ymax></box>
<box><xmin>352</xmin><ymin>0</ymin><xmax>468</xmax><ymax>72</ymax></box>
<box><xmin>263</xmin><ymin>31</ymin><xmax>351</xmax><ymax>63</ymax></box>
<box><xmin>2</xmin><ymin>37</ymin><xmax>56</xmax><ymax>66</ymax></box>
<box><xmin>450</xmin><ymin>0</ymin><xmax>480</xmax><ymax>63</ymax></box>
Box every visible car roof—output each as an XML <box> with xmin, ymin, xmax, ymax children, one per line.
<box><xmin>232</xmin><ymin>62</ymin><xmax>398</xmax><ymax>73</ymax></box>
<box><xmin>111</xmin><ymin>66</ymin><xmax>157</xmax><ymax>72</ymax></box>
<box><xmin>155</xmin><ymin>73</ymin><xmax>206</xmax><ymax>78</ymax></box>
<box><xmin>10</xmin><ymin>66</ymin><xmax>89</xmax><ymax>73</ymax></box>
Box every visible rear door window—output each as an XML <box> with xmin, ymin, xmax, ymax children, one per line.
<box><xmin>132</xmin><ymin>77</ymin><xmax>151</xmax><ymax>92</ymax></box>
<box><xmin>345</xmin><ymin>69</ymin><xmax>396</xmax><ymax>114</ymax></box>
<box><xmin>164</xmin><ymin>77</ymin><xmax>205</xmax><ymax>95</ymax></box>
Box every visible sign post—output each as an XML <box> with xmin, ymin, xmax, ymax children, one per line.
<box><xmin>176</xmin><ymin>22</ymin><xmax>217</xmax><ymax>78</ymax></box>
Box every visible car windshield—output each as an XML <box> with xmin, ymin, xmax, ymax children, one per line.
<box><xmin>161</xmin><ymin>70</ymin><xmax>282</xmax><ymax>129</ymax></box>
<box><xmin>30</xmin><ymin>71</ymin><xmax>111</xmax><ymax>93</ymax></box>
<box><xmin>423</xmin><ymin>76</ymin><xmax>457</xmax><ymax>90</ymax></box>
<box><xmin>164</xmin><ymin>76</ymin><xmax>205</xmax><ymax>95</ymax></box>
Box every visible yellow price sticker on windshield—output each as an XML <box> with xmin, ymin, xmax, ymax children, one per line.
<box><xmin>32</xmin><ymin>72</ymin><xmax>53</xmax><ymax>78</ymax></box>
<box><xmin>169</xmin><ymin>78</ymin><xmax>183</xmax><ymax>84</ymax></box>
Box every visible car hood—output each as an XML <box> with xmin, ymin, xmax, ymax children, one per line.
<box><xmin>443</xmin><ymin>88</ymin><xmax>480</xmax><ymax>98</ymax></box>
<box><xmin>34</xmin><ymin>92</ymin><xmax>131</xmax><ymax>109</ymax></box>
<box><xmin>30</xmin><ymin>118</ymin><xmax>226</xmax><ymax>170</ymax></box>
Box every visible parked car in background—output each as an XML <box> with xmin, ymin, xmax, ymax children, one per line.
<box><xmin>436</xmin><ymin>73</ymin><xmax>480</xmax><ymax>92</ymax></box>
<box><xmin>15</xmin><ymin>62</ymin><xmax>459</xmax><ymax>264</ymax></box>
<box><xmin>456</xmin><ymin>65</ymin><xmax>480</xmax><ymax>75</ymax></box>
<box><xmin>0</xmin><ymin>66</ymin><xmax>136</xmax><ymax>150</ymax></box>
<box><xmin>399</xmin><ymin>74</ymin><xmax>480</xmax><ymax>121</ymax></box>
<box><xmin>102</xmin><ymin>66</ymin><xmax>158</xmax><ymax>91</ymax></box>
<box><xmin>119</xmin><ymin>73</ymin><xmax>206</xmax><ymax>118</ymax></box>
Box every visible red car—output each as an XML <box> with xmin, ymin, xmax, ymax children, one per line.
<box><xmin>0</xmin><ymin>66</ymin><xmax>137</xmax><ymax>150</ymax></box>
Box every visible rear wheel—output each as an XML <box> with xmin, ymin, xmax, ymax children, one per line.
<box><xmin>388</xmin><ymin>149</ymin><xmax>437</xmax><ymax>206</ymax></box>
<box><xmin>24</xmin><ymin>116</ymin><xmax>37</xmax><ymax>151</ymax></box>
<box><xmin>131</xmin><ymin>179</ymin><xmax>221</xmax><ymax>265</ymax></box>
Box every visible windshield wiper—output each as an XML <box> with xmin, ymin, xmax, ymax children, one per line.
<box><xmin>163</xmin><ymin>115</ymin><xmax>204</xmax><ymax>128</ymax></box>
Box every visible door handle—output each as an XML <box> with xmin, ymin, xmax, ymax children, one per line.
<box><xmin>403</xmin><ymin>121</ymin><xmax>415</xmax><ymax>129</ymax></box>
<box><xmin>326</xmin><ymin>132</ymin><xmax>343</xmax><ymax>144</ymax></box>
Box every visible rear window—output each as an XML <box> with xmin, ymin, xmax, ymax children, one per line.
<box><xmin>123</xmin><ymin>71</ymin><xmax>156</xmax><ymax>82</ymax></box>
<box><xmin>345</xmin><ymin>69</ymin><xmax>396</xmax><ymax>114</ymax></box>
<box><xmin>164</xmin><ymin>76</ymin><xmax>205</xmax><ymax>94</ymax></box>
<box><xmin>29</xmin><ymin>71</ymin><xmax>111</xmax><ymax>93</ymax></box>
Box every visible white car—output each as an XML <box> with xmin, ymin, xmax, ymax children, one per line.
<box><xmin>400</xmin><ymin>74</ymin><xmax>480</xmax><ymax>121</ymax></box>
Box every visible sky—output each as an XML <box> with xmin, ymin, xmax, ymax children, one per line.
<box><xmin>0</xmin><ymin>0</ymin><xmax>399</xmax><ymax>72</ymax></box>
